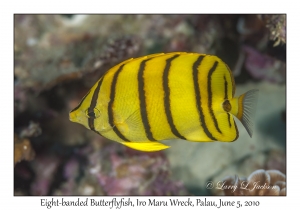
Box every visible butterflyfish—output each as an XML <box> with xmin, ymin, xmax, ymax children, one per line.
<box><xmin>69</xmin><ymin>52</ymin><xmax>258</xmax><ymax>152</ymax></box>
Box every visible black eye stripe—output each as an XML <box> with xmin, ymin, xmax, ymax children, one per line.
<box><xmin>86</xmin><ymin>108</ymin><xmax>100</xmax><ymax>119</ymax></box>
<box><xmin>87</xmin><ymin>111</ymin><xmax>96</xmax><ymax>118</ymax></box>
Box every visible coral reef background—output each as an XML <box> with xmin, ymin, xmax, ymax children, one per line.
<box><xmin>14</xmin><ymin>14</ymin><xmax>286</xmax><ymax>196</ymax></box>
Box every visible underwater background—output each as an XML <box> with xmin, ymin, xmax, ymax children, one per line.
<box><xmin>14</xmin><ymin>14</ymin><xmax>286</xmax><ymax>196</ymax></box>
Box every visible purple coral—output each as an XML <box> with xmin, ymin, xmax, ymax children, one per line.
<box><xmin>84</xmin><ymin>144</ymin><xmax>188</xmax><ymax>195</ymax></box>
<box><xmin>30</xmin><ymin>155</ymin><xmax>60</xmax><ymax>195</ymax></box>
<box><xmin>243</xmin><ymin>45</ymin><xmax>286</xmax><ymax>83</ymax></box>
<box><xmin>99</xmin><ymin>152</ymin><xmax>187</xmax><ymax>195</ymax></box>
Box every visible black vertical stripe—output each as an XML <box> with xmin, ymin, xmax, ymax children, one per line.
<box><xmin>138</xmin><ymin>58</ymin><xmax>156</xmax><ymax>141</ymax></box>
<box><xmin>193</xmin><ymin>56</ymin><xmax>217</xmax><ymax>140</ymax></box>
<box><xmin>207</xmin><ymin>61</ymin><xmax>222</xmax><ymax>134</ymax></box>
<box><xmin>233</xmin><ymin>121</ymin><xmax>239</xmax><ymax>141</ymax></box>
<box><xmin>225</xmin><ymin>64</ymin><xmax>235</xmax><ymax>97</ymax></box>
<box><xmin>224</xmin><ymin>75</ymin><xmax>228</xmax><ymax>100</ymax></box>
<box><xmin>227</xmin><ymin>113</ymin><xmax>232</xmax><ymax>128</ymax></box>
<box><xmin>163</xmin><ymin>54</ymin><xmax>187</xmax><ymax>140</ymax></box>
<box><xmin>108</xmin><ymin>64</ymin><xmax>130</xmax><ymax>142</ymax></box>
<box><xmin>224</xmin><ymin>76</ymin><xmax>231</xmax><ymax>128</ymax></box>
<box><xmin>88</xmin><ymin>77</ymin><xmax>103</xmax><ymax>132</ymax></box>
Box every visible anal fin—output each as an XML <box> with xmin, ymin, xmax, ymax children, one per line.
<box><xmin>121</xmin><ymin>141</ymin><xmax>170</xmax><ymax>152</ymax></box>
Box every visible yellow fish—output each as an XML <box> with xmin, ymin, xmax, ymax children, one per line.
<box><xmin>70</xmin><ymin>52</ymin><xmax>258</xmax><ymax>152</ymax></box>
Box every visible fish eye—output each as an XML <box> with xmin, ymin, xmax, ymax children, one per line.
<box><xmin>85</xmin><ymin>108</ymin><xmax>100</xmax><ymax>119</ymax></box>
<box><xmin>222</xmin><ymin>100</ymin><xmax>232</xmax><ymax>112</ymax></box>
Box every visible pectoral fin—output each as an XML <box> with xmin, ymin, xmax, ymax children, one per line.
<box><xmin>121</xmin><ymin>141</ymin><xmax>170</xmax><ymax>152</ymax></box>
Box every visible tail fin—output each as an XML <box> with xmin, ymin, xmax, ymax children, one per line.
<box><xmin>234</xmin><ymin>89</ymin><xmax>259</xmax><ymax>137</ymax></box>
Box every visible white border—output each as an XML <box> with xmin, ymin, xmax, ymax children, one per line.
<box><xmin>3</xmin><ymin>0</ymin><xmax>296</xmax><ymax>209</ymax></box>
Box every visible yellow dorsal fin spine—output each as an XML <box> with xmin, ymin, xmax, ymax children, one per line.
<box><xmin>121</xmin><ymin>142</ymin><xmax>170</xmax><ymax>152</ymax></box>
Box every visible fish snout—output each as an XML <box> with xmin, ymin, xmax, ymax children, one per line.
<box><xmin>69</xmin><ymin>110</ymin><xmax>78</xmax><ymax>122</ymax></box>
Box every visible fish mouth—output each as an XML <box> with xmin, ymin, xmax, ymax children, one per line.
<box><xmin>69</xmin><ymin>111</ymin><xmax>77</xmax><ymax>122</ymax></box>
